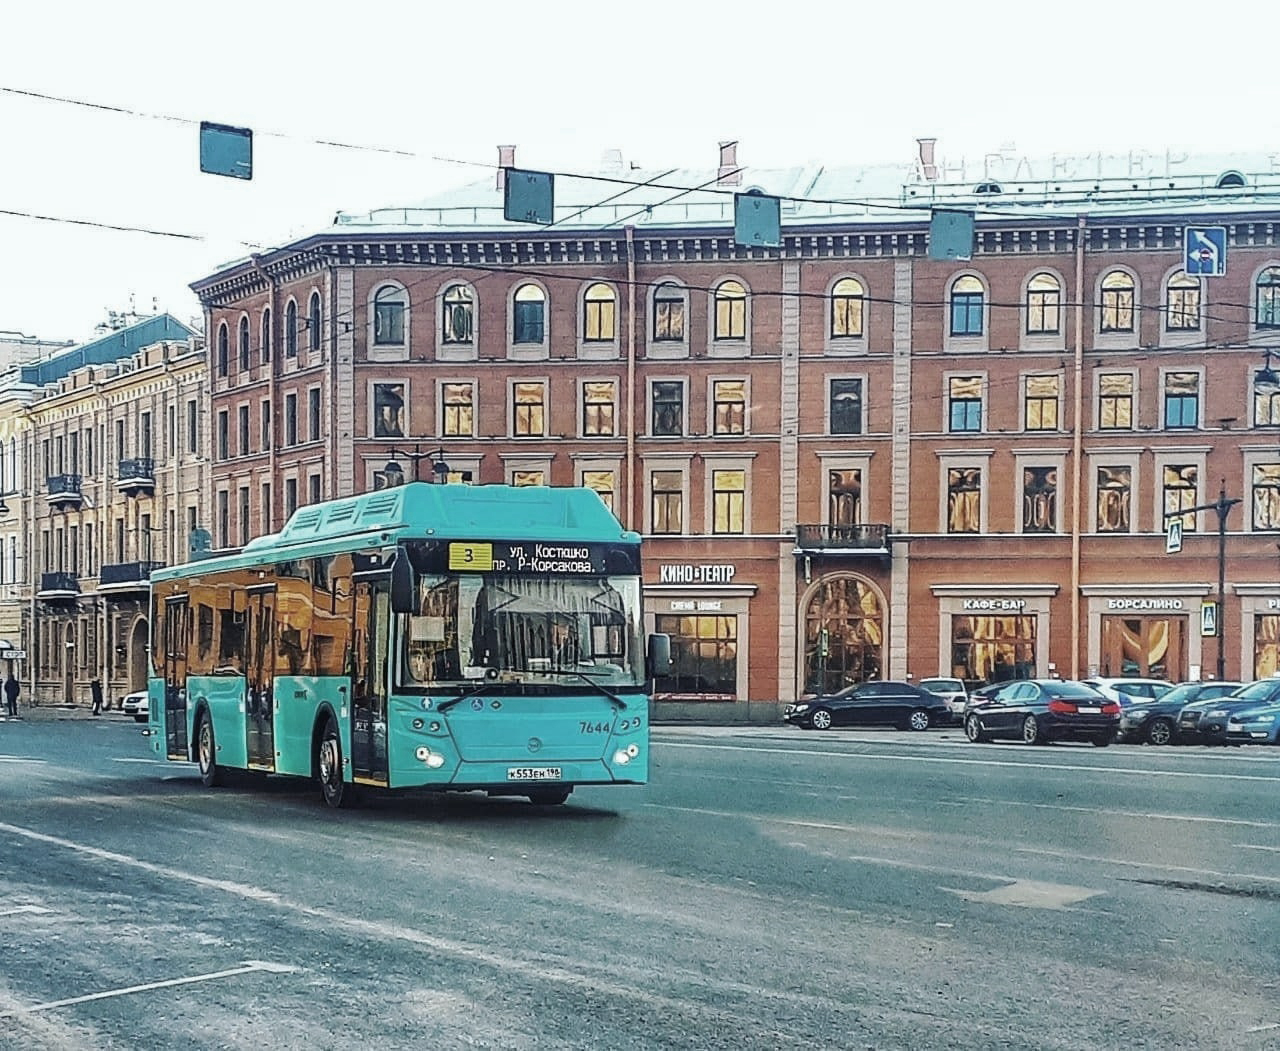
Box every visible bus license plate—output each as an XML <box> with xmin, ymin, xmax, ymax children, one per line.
<box><xmin>507</xmin><ymin>766</ymin><xmax>562</xmax><ymax>782</ymax></box>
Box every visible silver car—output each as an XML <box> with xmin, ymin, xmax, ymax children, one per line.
<box><xmin>121</xmin><ymin>690</ymin><xmax>149</xmax><ymax>723</ymax></box>
<box><xmin>919</xmin><ymin>677</ymin><xmax>968</xmax><ymax>724</ymax></box>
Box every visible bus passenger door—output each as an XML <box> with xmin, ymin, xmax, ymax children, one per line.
<box><xmin>246</xmin><ymin>587</ymin><xmax>277</xmax><ymax>771</ymax></box>
<box><xmin>163</xmin><ymin>597</ymin><xmax>189</xmax><ymax>760</ymax></box>
<box><xmin>350</xmin><ymin>580</ymin><xmax>389</xmax><ymax>785</ymax></box>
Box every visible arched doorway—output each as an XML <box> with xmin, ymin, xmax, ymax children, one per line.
<box><xmin>801</xmin><ymin>575</ymin><xmax>885</xmax><ymax>695</ymax></box>
<box><xmin>129</xmin><ymin>618</ymin><xmax>149</xmax><ymax>692</ymax></box>
<box><xmin>62</xmin><ymin>622</ymin><xmax>75</xmax><ymax>706</ymax></box>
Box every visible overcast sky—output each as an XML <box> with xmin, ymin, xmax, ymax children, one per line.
<box><xmin>2</xmin><ymin>0</ymin><xmax>1272</xmax><ymax>343</ymax></box>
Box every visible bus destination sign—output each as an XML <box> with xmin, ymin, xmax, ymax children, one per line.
<box><xmin>446</xmin><ymin>541</ymin><xmax>630</xmax><ymax>575</ymax></box>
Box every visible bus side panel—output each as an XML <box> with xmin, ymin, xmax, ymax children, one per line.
<box><xmin>272</xmin><ymin>674</ymin><xmax>347</xmax><ymax>778</ymax></box>
<box><xmin>187</xmin><ymin>674</ymin><xmax>249</xmax><ymax>770</ymax></box>
<box><xmin>147</xmin><ymin>676</ymin><xmax>165</xmax><ymax>758</ymax></box>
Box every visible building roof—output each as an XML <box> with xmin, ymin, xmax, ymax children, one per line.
<box><xmin>17</xmin><ymin>314</ymin><xmax>198</xmax><ymax>388</ymax></box>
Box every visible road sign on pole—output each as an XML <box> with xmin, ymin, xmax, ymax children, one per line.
<box><xmin>1200</xmin><ymin>601</ymin><xmax>1219</xmax><ymax>638</ymax></box>
<box><xmin>1165</xmin><ymin>518</ymin><xmax>1183</xmax><ymax>554</ymax></box>
<box><xmin>1184</xmin><ymin>226</ymin><xmax>1227</xmax><ymax>277</ymax></box>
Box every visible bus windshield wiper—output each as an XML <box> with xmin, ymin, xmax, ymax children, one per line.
<box><xmin>436</xmin><ymin>680</ymin><xmax>502</xmax><ymax>713</ymax></box>
<box><xmin>559</xmin><ymin>670</ymin><xmax>628</xmax><ymax>711</ymax></box>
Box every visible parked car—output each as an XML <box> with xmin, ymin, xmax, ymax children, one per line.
<box><xmin>1119</xmin><ymin>681</ymin><xmax>1245</xmax><ymax>744</ymax></box>
<box><xmin>1225</xmin><ymin>701</ymin><xmax>1280</xmax><ymax>745</ymax></box>
<box><xmin>1179</xmin><ymin>679</ymin><xmax>1280</xmax><ymax>744</ymax></box>
<box><xmin>919</xmin><ymin>677</ymin><xmax>968</xmax><ymax>724</ymax></box>
<box><xmin>1080</xmin><ymin>677</ymin><xmax>1173</xmax><ymax>707</ymax></box>
<box><xmin>121</xmin><ymin>690</ymin><xmax>149</xmax><ymax>723</ymax></box>
<box><xmin>963</xmin><ymin>679</ymin><xmax>1120</xmax><ymax>746</ymax></box>
<box><xmin>784</xmin><ymin>680</ymin><xmax>948</xmax><ymax>731</ymax></box>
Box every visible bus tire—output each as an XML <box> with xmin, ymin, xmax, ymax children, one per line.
<box><xmin>317</xmin><ymin>716</ymin><xmax>352</xmax><ymax>809</ymax></box>
<box><xmin>197</xmin><ymin>710</ymin><xmax>223</xmax><ymax>788</ymax></box>
<box><xmin>528</xmin><ymin>787</ymin><xmax>572</xmax><ymax>806</ymax></box>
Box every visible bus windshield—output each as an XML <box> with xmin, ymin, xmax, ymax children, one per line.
<box><xmin>399</xmin><ymin>572</ymin><xmax>644</xmax><ymax>689</ymax></box>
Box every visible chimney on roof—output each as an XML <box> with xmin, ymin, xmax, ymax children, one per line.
<box><xmin>601</xmin><ymin>148</ymin><xmax>624</xmax><ymax>172</ymax></box>
<box><xmin>496</xmin><ymin>145</ymin><xmax>516</xmax><ymax>190</ymax></box>
<box><xmin>718</xmin><ymin>141</ymin><xmax>742</xmax><ymax>186</ymax></box>
<box><xmin>917</xmin><ymin>138</ymin><xmax>939</xmax><ymax>182</ymax></box>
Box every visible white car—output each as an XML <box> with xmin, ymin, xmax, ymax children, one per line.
<box><xmin>121</xmin><ymin>690</ymin><xmax>149</xmax><ymax>723</ymax></box>
<box><xmin>919</xmin><ymin>677</ymin><xmax>968</xmax><ymax>723</ymax></box>
<box><xmin>1081</xmin><ymin>678</ymin><xmax>1172</xmax><ymax>707</ymax></box>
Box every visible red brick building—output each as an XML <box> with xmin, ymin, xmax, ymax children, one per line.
<box><xmin>191</xmin><ymin>143</ymin><xmax>1280</xmax><ymax>719</ymax></box>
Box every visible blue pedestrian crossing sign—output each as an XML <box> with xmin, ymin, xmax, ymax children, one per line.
<box><xmin>1200</xmin><ymin>601</ymin><xmax>1219</xmax><ymax>638</ymax></box>
<box><xmin>1184</xmin><ymin>226</ymin><xmax>1227</xmax><ymax>277</ymax></box>
<box><xmin>1165</xmin><ymin>518</ymin><xmax>1183</xmax><ymax>554</ymax></box>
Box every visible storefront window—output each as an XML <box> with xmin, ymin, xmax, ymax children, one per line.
<box><xmin>1256</xmin><ymin>615</ymin><xmax>1280</xmax><ymax>680</ymax></box>
<box><xmin>951</xmin><ymin>615</ymin><xmax>1036</xmax><ymax>686</ymax></box>
<box><xmin>654</xmin><ymin>614</ymin><xmax>737</xmax><ymax>700</ymax></box>
<box><xmin>802</xmin><ymin>577</ymin><xmax>883</xmax><ymax>694</ymax></box>
<box><xmin>1101</xmin><ymin>616</ymin><xmax>1185</xmax><ymax>679</ymax></box>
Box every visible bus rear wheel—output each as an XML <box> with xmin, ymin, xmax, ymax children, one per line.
<box><xmin>317</xmin><ymin>716</ymin><xmax>352</xmax><ymax>809</ymax></box>
<box><xmin>528</xmin><ymin>787</ymin><xmax>572</xmax><ymax>806</ymax></box>
<box><xmin>197</xmin><ymin>711</ymin><xmax>223</xmax><ymax>788</ymax></box>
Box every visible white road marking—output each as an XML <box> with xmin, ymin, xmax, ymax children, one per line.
<box><xmin>0</xmin><ymin>905</ymin><xmax>52</xmax><ymax>917</ymax></box>
<box><xmin>0</xmin><ymin>757</ymin><xmax>46</xmax><ymax>764</ymax></box>
<box><xmin>1234</xmin><ymin>844</ymin><xmax>1280</xmax><ymax>853</ymax></box>
<box><xmin>109</xmin><ymin>758</ymin><xmax>166</xmax><ymax>765</ymax></box>
<box><xmin>0</xmin><ymin>961</ymin><xmax>300</xmax><ymax>1018</ymax></box>
<box><xmin>1015</xmin><ymin>845</ymin><xmax>1280</xmax><ymax>886</ymax></box>
<box><xmin>1247</xmin><ymin>1022</ymin><xmax>1280</xmax><ymax>1034</ymax></box>
<box><xmin>940</xmin><ymin>879</ymin><xmax>1103</xmax><ymax>910</ymax></box>
<box><xmin>658</xmin><ymin>740</ymin><xmax>1280</xmax><ymax>783</ymax></box>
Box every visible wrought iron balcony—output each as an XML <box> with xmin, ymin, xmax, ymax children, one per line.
<box><xmin>99</xmin><ymin>560</ymin><xmax>165</xmax><ymax>591</ymax></box>
<box><xmin>116</xmin><ymin>457</ymin><xmax>156</xmax><ymax>495</ymax></box>
<box><xmin>794</xmin><ymin>523</ymin><xmax>891</xmax><ymax>554</ymax></box>
<box><xmin>45</xmin><ymin>474</ymin><xmax>83</xmax><ymax>510</ymax></box>
<box><xmin>38</xmin><ymin>571</ymin><xmax>80</xmax><ymax>599</ymax></box>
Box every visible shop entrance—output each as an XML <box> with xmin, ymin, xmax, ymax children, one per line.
<box><xmin>1101</xmin><ymin>615</ymin><xmax>1186</xmax><ymax>679</ymax></box>
<box><xmin>951</xmin><ymin>615</ymin><xmax>1037</xmax><ymax>688</ymax></box>
<box><xmin>802</xmin><ymin>576</ymin><xmax>884</xmax><ymax>695</ymax></box>
<box><xmin>1255</xmin><ymin>615</ymin><xmax>1280</xmax><ymax>680</ymax></box>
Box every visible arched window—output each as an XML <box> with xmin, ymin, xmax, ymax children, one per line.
<box><xmin>442</xmin><ymin>284</ymin><xmax>474</xmax><ymax>344</ymax></box>
<box><xmin>1100</xmin><ymin>271</ymin><xmax>1135</xmax><ymax>332</ymax></box>
<box><xmin>802</xmin><ymin>577</ymin><xmax>883</xmax><ymax>694</ymax></box>
<box><xmin>373</xmin><ymin>285</ymin><xmax>406</xmax><ymax>345</ymax></box>
<box><xmin>652</xmin><ymin>282</ymin><xmax>686</xmax><ymax>342</ymax></box>
<box><xmin>1166</xmin><ymin>271</ymin><xmax>1201</xmax><ymax>331</ymax></box>
<box><xmin>1025</xmin><ymin>273</ymin><xmax>1061</xmax><ymax>334</ymax></box>
<box><xmin>830</xmin><ymin>278</ymin><xmax>865</xmax><ymax>338</ymax></box>
<box><xmin>582</xmin><ymin>283</ymin><xmax>616</xmax><ymax>342</ymax></box>
<box><xmin>237</xmin><ymin>316</ymin><xmax>250</xmax><ymax>370</ymax></box>
<box><xmin>713</xmin><ymin>279</ymin><xmax>747</xmax><ymax>340</ymax></box>
<box><xmin>285</xmin><ymin>300</ymin><xmax>298</xmax><ymax>357</ymax></box>
<box><xmin>308</xmin><ymin>292</ymin><xmax>322</xmax><ymax>351</ymax></box>
<box><xmin>949</xmin><ymin>275</ymin><xmax>984</xmax><ymax>336</ymax></box>
<box><xmin>1257</xmin><ymin>266</ymin><xmax>1280</xmax><ymax>330</ymax></box>
<box><xmin>513</xmin><ymin>284</ymin><xmax>546</xmax><ymax>344</ymax></box>
<box><xmin>216</xmin><ymin>322</ymin><xmax>229</xmax><ymax>377</ymax></box>
<box><xmin>260</xmin><ymin>307</ymin><xmax>272</xmax><ymax>363</ymax></box>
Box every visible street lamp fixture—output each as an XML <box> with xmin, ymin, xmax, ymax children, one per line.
<box><xmin>384</xmin><ymin>445</ymin><xmax>451</xmax><ymax>484</ymax></box>
<box><xmin>1258</xmin><ymin>348</ymin><xmax>1280</xmax><ymax>389</ymax></box>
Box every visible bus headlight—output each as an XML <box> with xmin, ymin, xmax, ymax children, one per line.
<box><xmin>613</xmin><ymin>743</ymin><xmax>641</xmax><ymax>765</ymax></box>
<box><xmin>415</xmin><ymin>746</ymin><xmax>447</xmax><ymax>768</ymax></box>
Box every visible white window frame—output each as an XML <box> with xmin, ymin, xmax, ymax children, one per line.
<box><xmin>1087</xmin><ymin>450</ymin><xmax>1142</xmax><ymax>535</ymax></box>
<box><xmin>435</xmin><ymin>280</ymin><xmax>478</xmax><ymax>363</ymax></box>
<box><xmin>646</xmin><ymin>277</ymin><xmax>691</xmax><ymax>360</ymax></box>
<box><xmin>642</xmin><ymin>454</ymin><xmax>693</xmax><ymax>536</ymax></box>
<box><xmin>702</xmin><ymin>452</ymin><xmax>756</xmax><ymax>536</ymax></box>
<box><xmin>706</xmin><ymin>275</ymin><xmax>752</xmax><ymax>358</ymax></box>
<box><xmin>367</xmin><ymin>281</ymin><xmax>410</xmax><ymax>363</ymax></box>
<box><xmin>1160</xmin><ymin>265</ymin><xmax>1204</xmax><ymax>347</ymax></box>
<box><xmin>1019</xmin><ymin>268</ymin><xmax>1067</xmax><ymax>352</ymax></box>
<box><xmin>508</xmin><ymin>376</ymin><xmax>549</xmax><ymax>439</ymax></box>
<box><xmin>1159</xmin><ymin>365</ymin><xmax>1205</xmax><ymax>431</ymax></box>
<box><xmin>1013</xmin><ymin>449</ymin><xmax>1068</xmax><ymax>535</ymax></box>
<box><xmin>1152</xmin><ymin>447</ymin><xmax>1210</xmax><ymax>534</ymax></box>
<box><xmin>1094</xmin><ymin>265</ymin><xmax>1140</xmax><ymax>349</ymax></box>
<box><xmin>577</xmin><ymin>279</ymin><xmax>621</xmax><ymax>361</ymax></box>
<box><xmin>943</xmin><ymin>270</ymin><xmax>990</xmax><ymax>353</ymax></box>
<box><xmin>508</xmin><ymin>280</ymin><xmax>550</xmax><ymax>361</ymax></box>
<box><xmin>936</xmin><ymin>450</ymin><xmax>993</xmax><ymax>535</ymax></box>
<box><xmin>824</xmin><ymin>272</ymin><xmax>870</xmax><ymax>355</ymax></box>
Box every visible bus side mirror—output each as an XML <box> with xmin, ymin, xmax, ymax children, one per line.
<box><xmin>646</xmin><ymin>633</ymin><xmax>671</xmax><ymax>678</ymax></box>
<box><xmin>390</xmin><ymin>551</ymin><xmax>415</xmax><ymax>614</ymax></box>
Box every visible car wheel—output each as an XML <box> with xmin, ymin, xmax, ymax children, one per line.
<box><xmin>197</xmin><ymin>711</ymin><xmax>223</xmax><ymax>788</ymax></box>
<box><xmin>1146</xmin><ymin>718</ymin><xmax>1175</xmax><ymax>746</ymax></box>
<box><xmin>907</xmin><ymin>709</ymin><xmax>931</xmax><ymax>732</ymax></box>
<box><xmin>133</xmin><ymin>714</ymin><xmax>147</xmax><ymax>724</ymax></box>
<box><xmin>964</xmin><ymin>713</ymin><xmax>988</xmax><ymax>743</ymax></box>
<box><xmin>317</xmin><ymin>716</ymin><xmax>352</xmax><ymax>809</ymax></box>
<box><xmin>528</xmin><ymin>788</ymin><xmax>572</xmax><ymax>805</ymax></box>
<box><xmin>1091</xmin><ymin>733</ymin><xmax>1113</xmax><ymax>747</ymax></box>
<box><xmin>1021</xmin><ymin>714</ymin><xmax>1041</xmax><ymax>745</ymax></box>
<box><xmin>810</xmin><ymin>708</ymin><xmax>833</xmax><ymax>731</ymax></box>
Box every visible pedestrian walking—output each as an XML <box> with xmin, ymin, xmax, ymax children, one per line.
<box><xmin>90</xmin><ymin>678</ymin><xmax>104</xmax><ymax>716</ymax></box>
<box><xmin>4</xmin><ymin>673</ymin><xmax>19</xmax><ymax>719</ymax></box>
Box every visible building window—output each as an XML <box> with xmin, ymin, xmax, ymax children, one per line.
<box><xmin>947</xmin><ymin>467</ymin><xmax>982</xmax><ymax>533</ymax></box>
<box><xmin>583</xmin><ymin>470</ymin><xmax>616</xmax><ymax>513</ymax></box>
<box><xmin>949</xmin><ymin>276</ymin><xmax>984</xmax><ymax>336</ymax></box>
<box><xmin>582</xmin><ymin>381</ymin><xmax>616</xmax><ymax>437</ymax></box>
<box><xmin>1166</xmin><ymin>271</ymin><xmax>1201</xmax><ymax>330</ymax></box>
<box><xmin>1022</xmin><ymin>467</ymin><xmax>1057</xmax><ymax>534</ymax></box>
<box><xmin>260</xmin><ymin>307</ymin><xmax>272</xmax><ymax>363</ymax></box>
<box><xmin>1252</xmin><ymin>464</ymin><xmax>1280</xmax><ymax>530</ymax></box>
<box><xmin>651</xmin><ymin>470</ymin><xmax>683</xmax><ymax>534</ymax></box>
<box><xmin>1024</xmin><ymin>375</ymin><xmax>1060</xmax><ymax>431</ymax></box>
<box><xmin>652</xmin><ymin>381</ymin><xmax>684</xmax><ymax>437</ymax></box>
<box><xmin>374</xmin><ymin>286</ymin><xmax>406</xmax><ymax>345</ymax></box>
<box><xmin>1257</xmin><ymin>266</ymin><xmax>1280</xmax><ymax>329</ymax></box>
<box><xmin>441</xmin><ymin>284</ymin><xmax>474</xmax><ymax>344</ymax></box>
<box><xmin>513</xmin><ymin>284</ymin><xmax>546</xmax><ymax>344</ymax></box>
<box><xmin>830</xmin><ymin>277</ymin><xmax>865</xmax><ymax>338</ymax></box>
<box><xmin>1163</xmin><ymin>464</ymin><xmax>1199</xmax><ymax>531</ymax></box>
<box><xmin>1256</xmin><ymin>369</ymin><xmax>1280</xmax><ymax>427</ymax></box>
<box><xmin>308</xmin><ymin>387</ymin><xmax>321</xmax><ymax>442</ymax></box>
<box><xmin>1100</xmin><ymin>270</ymin><xmax>1135</xmax><ymax>332</ymax></box>
<box><xmin>583</xmin><ymin>283</ymin><xmax>616</xmax><ymax>342</ymax></box>
<box><xmin>653</xmin><ymin>613</ymin><xmax>737</xmax><ymax>700</ymax></box>
<box><xmin>284</xmin><ymin>478</ymin><xmax>298</xmax><ymax>518</ymax></box>
<box><xmin>373</xmin><ymin>383</ymin><xmax>405</xmax><ymax>438</ymax></box>
<box><xmin>948</xmin><ymin>376</ymin><xmax>983</xmax><ymax>432</ymax></box>
<box><xmin>239</xmin><ymin>486</ymin><xmax>251</xmax><ymax>546</ymax></box>
<box><xmin>1026</xmin><ymin>272</ymin><xmax>1061</xmax><ymax>334</ymax></box>
<box><xmin>216</xmin><ymin>410</ymin><xmax>229</xmax><ymax>460</ymax></box>
<box><xmin>713</xmin><ymin>280</ymin><xmax>747</xmax><ymax>340</ymax></box>
<box><xmin>238</xmin><ymin>405</ymin><xmax>250</xmax><ymax>455</ymax></box>
<box><xmin>285</xmin><ymin>300</ymin><xmax>298</xmax><ymax>357</ymax></box>
<box><xmin>187</xmin><ymin>400</ymin><xmax>197</xmax><ymax>454</ymax></box>
<box><xmin>513</xmin><ymin>381</ymin><xmax>546</xmax><ymax>436</ymax></box>
<box><xmin>1099</xmin><ymin>373</ymin><xmax>1134</xmax><ymax>429</ymax></box>
<box><xmin>1164</xmin><ymin>371</ymin><xmax>1200</xmax><ymax>429</ymax></box>
<box><xmin>309</xmin><ymin>474</ymin><xmax>321</xmax><ymax>505</ymax></box>
<box><xmin>653</xmin><ymin>283</ymin><xmax>686</xmax><ymax>342</ymax></box>
<box><xmin>442</xmin><ymin>382</ymin><xmax>474</xmax><ymax>437</ymax></box>
<box><xmin>952</xmin><ymin>615</ymin><xmax>1037</xmax><ymax>685</ymax></box>
<box><xmin>1097</xmin><ymin>466</ymin><xmax>1132</xmax><ymax>533</ymax></box>
<box><xmin>285</xmin><ymin>393</ymin><xmax>298</xmax><ymax>446</ymax></box>
<box><xmin>828</xmin><ymin>469</ymin><xmax>861</xmax><ymax>526</ymax></box>
<box><xmin>260</xmin><ymin>399</ymin><xmax>271</xmax><ymax>449</ymax></box>
<box><xmin>712</xmin><ymin>380</ymin><xmax>746</xmax><ymax>435</ymax></box>
<box><xmin>711</xmin><ymin>470</ymin><xmax>745</xmax><ymax>534</ymax></box>
<box><xmin>261</xmin><ymin>482</ymin><xmax>271</xmax><ymax>534</ymax></box>
<box><xmin>217</xmin><ymin>491</ymin><xmax>229</xmax><ymax>549</ymax></box>
<box><xmin>829</xmin><ymin>378</ymin><xmax>863</xmax><ymax>435</ymax></box>
<box><xmin>512</xmin><ymin>470</ymin><xmax>544</xmax><ymax>487</ymax></box>
<box><xmin>216</xmin><ymin>322</ymin><xmax>229</xmax><ymax>378</ymax></box>
<box><xmin>308</xmin><ymin>292</ymin><xmax>322</xmax><ymax>351</ymax></box>
<box><xmin>238</xmin><ymin>316</ymin><xmax>250</xmax><ymax>370</ymax></box>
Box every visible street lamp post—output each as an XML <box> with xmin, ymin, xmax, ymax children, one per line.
<box><xmin>383</xmin><ymin>445</ymin><xmax>451</xmax><ymax>485</ymax></box>
<box><xmin>1166</xmin><ymin>485</ymin><xmax>1241</xmax><ymax>681</ymax></box>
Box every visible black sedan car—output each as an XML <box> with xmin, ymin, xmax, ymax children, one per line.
<box><xmin>1119</xmin><ymin>680</ymin><xmax>1245</xmax><ymax>744</ymax></box>
<box><xmin>963</xmin><ymin>679</ymin><xmax>1120</xmax><ymax>746</ymax></box>
<box><xmin>1178</xmin><ymin>679</ymin><xmax>1280</xmax><ymax>744</ymax></box>
<box><xmin>784</xmin><ymin>680</ymin><xmax>948</xmax><ymax>731</ymax></box>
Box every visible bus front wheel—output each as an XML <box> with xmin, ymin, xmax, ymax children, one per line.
<box><xmin>317</xmin><ymin>716</ymin><xmax>352</xmax><ymax>809</ymax></box>
<box><xmin>197</xmin><ymin>711</ymin><xmax>223</xmax><ymax>788</ymax></box>
<box><xmin>528</xmin><ymin>787</ymin><xmax>572</xmax><ymax>806</ymax></box>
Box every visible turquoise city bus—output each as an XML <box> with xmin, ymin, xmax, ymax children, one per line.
<box><xmin>146</xmin><ymin>483</ymin><xmax>668</xmax><ymax>808</ymax></box>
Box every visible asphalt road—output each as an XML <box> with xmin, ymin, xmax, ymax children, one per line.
<box><xmin>1</xmin><ymin>715</ymin><xmax>1278</xmax><ymax>1050</ymax></box>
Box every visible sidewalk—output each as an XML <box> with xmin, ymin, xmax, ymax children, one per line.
<box><xmin>1</xmin><ymin>704</ymin><xmax>135</xmax><ymax>723</ymax></box>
